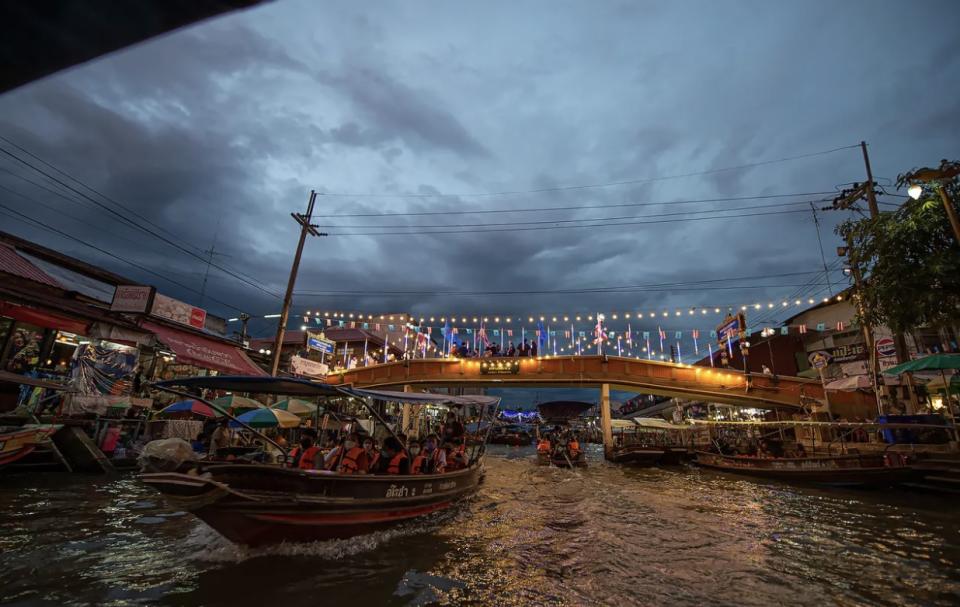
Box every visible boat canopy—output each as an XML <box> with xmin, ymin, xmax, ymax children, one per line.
<box><xmin>342</xmin><ymin>387</ymin><xmax>500</xmax><ymax>407</ymax></box>
<box><xmin>632</xmin><ymin>418</ymin><xmax>692</xmax><ymax>431</ymax></box>
<box><xmin>155</xmin><ymin>375</ymin><xmax>342</xmax><ymax>397</ymax></box>
<box><xmin>155</xmin><ymin>375</ymin><xmax>501</xmax><ymax>407</ymax></box>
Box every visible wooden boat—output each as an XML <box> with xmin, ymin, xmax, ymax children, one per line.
<box><xmin>536</xmin><ymin>450</ymin><xmax>587</xmax><ymax>468</ymax></box>
<box><xmin>141</xmin><ymin>376</ymin><xmax>499</xmax><ymax>545</ymax></box>
<box><xmin>606</xmin><ymin>444</ymin><xmax>664</xmax><ymax>466</ymax></box>
<box><xmin>695</xmin><ymin>451</ymin><xmax>916</xmax><ymax>487</ymax></box>
<box><xmin>0</xmin><ymin>425</ymin><xmax>58</xmax><ymax>468</ymax></box>
<box><xmin>142</xmin><ymin>462</ymin><xmax>483</xmax><ymax>546</ymax></box>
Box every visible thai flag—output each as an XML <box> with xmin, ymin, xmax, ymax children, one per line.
<box><xmin>594</xmin><ymin>314</ymin><xmax>607</xmax><ymax>344</ymax></box>
<box><xmin>478</xmin><ymin>323</ymin><xmax>489</xmax><ymax>346</ymax></box>
<box><xmin>799</xmin><ymin>324</ymin><xmax>807</xmax><ymax>334</ymax></box>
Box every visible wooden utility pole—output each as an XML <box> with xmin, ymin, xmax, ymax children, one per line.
<box><xmin>270</xmin><ymin>191</ymin><xmax>325</xmax><ymax>376</ymax></box>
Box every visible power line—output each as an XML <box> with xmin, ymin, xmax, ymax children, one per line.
<box><xmin>0</xmin><ymin>137</ymin><xmax>279</xmax><ymax>299</ymax></box>
<box><xmin>321</xmin><ymin>191</ymin><xmax>838</xmax><ymax>218</ymax></box>
<box><xmin>328</xmin><ymin>207</ymin><xmax>810</xmax><ymax>236</ymax></box>
<box><xmin>0</xmin><ymin>201</ymin><xmax>250</xmax><ymax>313</ymax></box>
<box><xmin>317</xmin><ymin>199</ymin><xmax>824</xmax><ymax>229</ymax></box>
<box><xmin>319</xmin><ymin>144</ymin><xmax>860</xmax><ymax>198</ymax></box>
<box><xmin>294</xmin><ymin>270</ymin><xmax>829</xmax><ymax>297</ymax></box>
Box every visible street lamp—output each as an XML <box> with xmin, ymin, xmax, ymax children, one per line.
<box><xmin>900</xmin><ymin>159</ymin><xmax>960</xmax><ymax>243</ymax></box>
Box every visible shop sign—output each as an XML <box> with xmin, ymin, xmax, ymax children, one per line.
<box><xmin>828</xmin><ymin>343</ymin><xmax>867</xmax><ymax>363</ymax></box>
<box><xmin>811</xmin><ymin>353</ymin><xmax>828</xmax><ymax>370</ymax></box>
<box><xmin>150</xmin><ymin>293</ymin><xmax>206</xmax><ymax>329</ymax></box>
<box><xmin>716</xmin><ymin>313</ymin><xmax>745</xmax><ymax>346</ymax></box>
<box><xmin>110</xmin><ymin>285</ymin><xmax>155</xmax><ymax>313</ymax></box>
<box><xmin>876</xmin><ymin>337</ymin><xmax>897</xmax><ymax>358</ymax></box>
<box><xmin>290</xmin><ymin>355</ymin><xmax>329</xmax><ymax>378</ymax></box>
<box><xmin>306</xmin><ymin>332</ymin><xmax>335</xmax><ymax>354</ymax></box>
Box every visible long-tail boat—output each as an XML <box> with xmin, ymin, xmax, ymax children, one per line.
<box><xmin>0</xmin><ymin>425</ymin><xmax>59</xmax><ymax>468</ymax></box>
<box><xmin>694</xmin><ymin>451</ymin><xmax>915</xmax><ymax>487</ymax></box>
<box><xmin>140</xmin><ymin>376</ymin><xmax>499</xmax><ymax>546</ymax></box>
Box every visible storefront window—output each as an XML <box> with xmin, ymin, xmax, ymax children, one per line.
<box><xmin>0</xmin><ymin>317</ymin><xmax>12</xmax><ymax>353</ymax></box>
<box><xmin>4</xmin><ymin>323</ymin><xmax>45</xmax><ymax>374</ymax></box>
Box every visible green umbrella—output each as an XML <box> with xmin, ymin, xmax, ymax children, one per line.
<box><xmin>882</xmin><ymin>353</ymin><xmax>960</xmax><ymax>375</ymax></box>
<box><xmin>271</xmin><ymin>398</ymin><xmax>318</xmax><ymax>416</ymax></box>
<box><xmin>884</xmin><ymin>354</ymin><xmax>960</xmax><ymax>432</ymax></box>
<box><xmin>212</xmin><ymin>395</ymin><xmax>265</xmax><ymax>413</ymax></box>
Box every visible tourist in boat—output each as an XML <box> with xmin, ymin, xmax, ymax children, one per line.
<box><xmin>99</xmin><ymin>422</ymin><xmax>121</xmax><ymax>458</ymax></box>
<box><xmin>537</xmin><ymin>436</ymin><xmax>551</xmax><ymax>454</ymax></box>
<box><xmin>793</xmin><ymin>443</ymin><xmax>807</xmax><ymax>458</ymax></box>
<box><xmin>445</xmin><ymin>439</ymin><xmax>468</xmax><ymax>470</ymax></box>
<box><xmin>422</xmin><ymin>433</ymin><xmax>446</xmax><ymax>473</ymax></box>
<box><xmin>335</xmin><ymin>432</ymin><xmax>368</xmax><ymax>474</ymax></box>
<box><xmin>296</xmin><ymin>436</ymin><xmax>322</xmax><ymax>469</ymax></box>
<box><xmin>209</xmin><ymin>419</ymin><xmax>232</xmax><ymax>458</ymax></box>
<box><xmin>287</xmin><ymin>436</ymin><xmax>307</xmax><ymax>467</ymax></box>
<box><xmin>409</xmin><ymin>440</ymin><xmax>427</xmax><ymax>474</ymax></box>
<box><xmin>442</xmin><ymin>411</ymin><xmax>465</xmax><ymax>442</ymax></box>
<box><xmin>566</xmin><ymin>435</ymin><xmax>580</xmax><ymax>459</ymax></box>
<box><xmin>380</xmin><ymin>436</ymin><xmax>409</xmax><ymax>474</ymax></box>
<box><xmin>363</xmin><ymin>437</ymin><xmax>380</xmax><ymax>472</ymax></box>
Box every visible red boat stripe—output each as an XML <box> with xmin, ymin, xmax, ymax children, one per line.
<box><xmin>249</xmin><ymin>501</ymin><xmax>452</xmax><ymax>526</ymax></box>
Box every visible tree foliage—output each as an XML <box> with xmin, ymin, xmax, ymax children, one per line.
<box><xmin>837</xmin><ymin>177</ymin><xmax>960</xmax><ymax>335</ymax></box>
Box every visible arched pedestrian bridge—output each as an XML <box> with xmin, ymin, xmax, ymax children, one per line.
<box><xmin>325</xmin><ymin>355</ymin><xmax>872</xmax><ymax>411</ymax></box>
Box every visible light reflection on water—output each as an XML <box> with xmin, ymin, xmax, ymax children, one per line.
<box><xmin>1</xmin><ymin>445</ymin><xmax>958</xmax><ymax>606</ymax></box>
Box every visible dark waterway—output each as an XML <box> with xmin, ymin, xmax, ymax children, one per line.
<box><xmin>2</xmin><ymin>445</ymin><xmax>959</xmax><ymax>607</ymax></box>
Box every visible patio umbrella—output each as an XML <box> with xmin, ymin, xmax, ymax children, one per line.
<box><xmin>158</xmin><ymin>399</ymin><xmax>220</xmax><ymax>418</ymax></box>
<box><xmin>229</xmin><ymin>407</ymin><xmax>301</xmax><ymax>429</ymax></box>
<box><xmin>271</xmin><ymin>398</ymin><xmax>318</xmax><ymax>416</ymax></box>
<box><xmin>212</xmin><ymin>395</ymin><xmax>264</xmax><ymax>413</ymax></box>
<box><xmin>824</xmin><ymin>375</ymin><xmax>874</xmax><ymax>391</ymax></box>
<box><xmin>884</xmin><ymin>354</ymin><xmax>960</xmax><ymax>424</ymax></box>
<box><xmin>882</xmin><ymin>353</ymin><xmax>960</xmax><ymax>375</ymax></box>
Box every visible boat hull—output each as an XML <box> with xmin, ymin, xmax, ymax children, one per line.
<box><xmin>606</xmin><ymin>446</ymin><xmax>664</xmax><ymax>466</ymax></box>
<box><xmin>142</xmin><ymin>462</ymin><xmax>484</xmax><ymax>545</ymax></box>
<box><xmin>536</xmin><ymin>452</ymin><xmax>587</xmax><ymax>468</ymax></box>
<box><xmin>695</xmin><ymin>452</ymin><xmax>915</xmax><ymax>487</ymax></box>
<box><xmin>0</xmin><ymin>427</ymin><xmax>55</xmax><ymax>469</ymax></box>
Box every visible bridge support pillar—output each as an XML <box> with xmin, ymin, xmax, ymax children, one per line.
<box><xmin>600</xmin><ymin>382</ymin><xmax>613</xmax><ymax>458</ymax></box>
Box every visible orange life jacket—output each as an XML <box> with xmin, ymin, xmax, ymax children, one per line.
<box><xmin>287</xmin><ymin>446</ymin><xmax>300</xmax><ymax>467</ymax></box>
<box><xmin>338</xmin><ymin>447</ymin><xmax>366</xmax><ymax>474</ymax></box>
<box><xmin>430</xmin><ymin>448</ymin><xmax>446</xmax><ymax>473</ymax></box>
<box><xmin>411</xmin><ymin>454</ymin><xmax>426</xmax><ymax>474</ymax></box>
<box><xmin>323</xmin><ymin>446</ymin><xmax>341</xmax><ymax>470</ymax></box>
<box><xmin>298</xmin><ymin>446</ymin><xmax>321</xmax><ymax>470</ymax></box>
<box><xmin>537</xmin><ymin>439</ymin><xmax>551</xmax><ymax>453</ymax></box>
<box><xmin>568</xmin><ymin>440</ymin><xmax>580</xmax><ymax>455</ymax></box>
<box><xmin>386</xmin><ymin>452</ymin><xmax>408</xmax><ymax>474</ymax></box>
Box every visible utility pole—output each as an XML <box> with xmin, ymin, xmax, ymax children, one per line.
<box><xmin>860</xmin><ymin>141</ymin><xmax>880</xmax><ymax>218</ymax></box>
<box><xmin>239</xmin><ymin>312</ymin><xmax>251</xmax><ymax>346</ymax></box>
<box><xmin>271</xmin><ymin>191</ymin><xmax>327</xmax><ymax>376</ymax></box>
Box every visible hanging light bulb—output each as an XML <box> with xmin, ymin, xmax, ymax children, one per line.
<box><xmin>907</xmin><ymin>183</ymin><xmax>923</xmax><ymax>200</ymax></box>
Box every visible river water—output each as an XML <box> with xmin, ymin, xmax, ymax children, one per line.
<box><xmin>1</xmin><ymin>445</ymin><xmax>959</xmax><ymax>607</ymax></box>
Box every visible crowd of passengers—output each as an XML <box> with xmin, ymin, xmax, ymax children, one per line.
<box><xmin>287</xmin><ymin>411</ymin><xmax>468</xmax><ymax>475</ymax></box>
<box><xmin>535</xmin><ymin>427</ymin><xmax>582</xmax><ymax>460</ymax></box>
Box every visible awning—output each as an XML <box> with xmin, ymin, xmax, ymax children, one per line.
<box><xmin>0</xmin><ymin>300</ymin><xmax>89</xmax><ymax>335</ymax></box>
<box><xmin>143</xmin><ymin>321</ymin><xmax>267</xmax><ymax>376</ymax></box>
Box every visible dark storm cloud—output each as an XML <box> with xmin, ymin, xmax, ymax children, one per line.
<box><xmin>1</xmin><ymin>0</ymin><xmax>958</xmax><ymax>337</ymax></box>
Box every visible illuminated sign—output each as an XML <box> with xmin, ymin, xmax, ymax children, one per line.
<box><xmin>306</xmin><ymin>332</ymin><xmax>335</xmax><ymax>354</ymax></box>
<box><xmin>480</xmin><ymin>359</ymin><xmax>520</xmax><ymax>375</ymax></box>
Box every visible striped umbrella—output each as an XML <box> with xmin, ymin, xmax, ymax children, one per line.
<box><xmin>158</xmin><ymin>399</ymin><xmax>220</xmax><ymax>418</ymax></box>
<box><xmin>229</xmin><ymin>408</ymin><xmax>302</xmax><ymax>429</ymax></box>
<box><xmin>271</xmin><ymin>398</ymin><xmax>318</xmax><ymax>416</ymax></box>
<box><xmin>212</xmin><ymin>395</ymin><xmax>264</xmax><ymax>413</ymax></box>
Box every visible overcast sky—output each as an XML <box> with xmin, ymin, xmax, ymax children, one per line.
<box><xmin>1</xmin><ymin>0</ymin><xmax>958</xmax><ymax>344</ymax></box>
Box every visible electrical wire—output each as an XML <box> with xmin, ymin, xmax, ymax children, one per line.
<box><xmin>0</xmin><ymin>138</ymin><xmax>279</xmax><ymax>298</ymax></box>
<box><xmin>317</xmin><ymin>199</ymin><xmax>825</xmax><ymax>229</ymax></box>
<box><xmin>294</xmin><ymin>270</ymin><xmax>830</xmax><ymax>297</ymax></box>
<box><xmin>319</xmin><ymin>144</ymin><xmax>861</xmax><ymax>198</ymax></box>
<box><xmin>0</xmin><ymin>202</ymin><xmax>248</xmax><ymax>313</ymax></box>
<box><xmin>328</xmin><ymin>207</ymin><xmax>810</xmax><ymax>236</ymax></box>
<box><xmin>321</xmin><ymin>191</ymin><xmax>838</xmax><ymax>218</ymax></box>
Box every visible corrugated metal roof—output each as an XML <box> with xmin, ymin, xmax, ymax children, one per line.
<box><xmin>19</xmin><ymin>251</ymin><xmax>116</xmax><ymax>303</ymax></box>
<box><xmin>0</xmin><ymin>243</ymin><xmax>60</xmax><ymax>287</ymax></box>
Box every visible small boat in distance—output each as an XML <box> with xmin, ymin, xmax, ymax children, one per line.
<box><xmin>140</xmin><ymin>376</ymin><xmax>499</xmax><ymax>546</ymax></box>
<box><xmin>695</xmin><ymin>451</ymin><xmax>915</xmax><ymax>487</ymax></box>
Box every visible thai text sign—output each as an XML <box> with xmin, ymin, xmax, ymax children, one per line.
<box><xmin>110</xmin><ymin>285</ymin><xmax>155</xmax><ymax>313</ymax></box>
<box><xmin>306</xmin><ymin>332</ymin><xmax>335</xmax><ymax>354</ymax></box>
<box><xmin>150</xmin><ymin>293</ymin><xmax>206</xmax><ymax>329</ymax></box>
